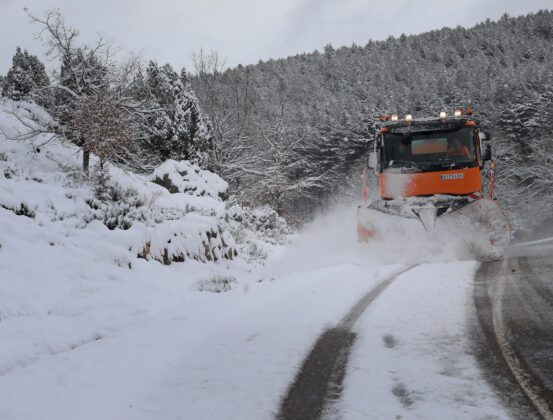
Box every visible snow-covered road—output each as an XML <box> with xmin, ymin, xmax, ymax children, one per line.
<box><xmin>0</xmin><ymin>259</ymin><xmax>399</xmax><ymax>419</ymax></box>
<box><xmin>0</xmin><ymin>204</ymin><xmax>521</xmax><ymax>420</ymax></box>
<box><xmin>333</xmin><ymin>261</ymin><xmax>509</xmax><ymax>419</ymax></box>
<box><xmin>2</xmin><ymin>259</ymin><xmax>509</xmax><ymax>420</ymax></box>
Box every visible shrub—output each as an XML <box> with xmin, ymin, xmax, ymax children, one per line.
<box><xmin>197</xmin><ymin>273</ymin><xmax>237</xmax><ymax>293</ymax></box>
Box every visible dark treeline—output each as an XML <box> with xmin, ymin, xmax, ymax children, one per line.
<box><xmin>192</xmin><ymin>10</ymin><xmax>553</xmax><ymax>225</ymax></box>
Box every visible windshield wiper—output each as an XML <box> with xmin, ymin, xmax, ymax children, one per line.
<box><xmin>388</xmin><ymin>159</ymin><xmax>421</xmax><ymax>168</ymax></box>
<box><xmin>387</xmin><ymin>160</ymin><xmax>425</xmax><ymax>173</ymax></box>
<box><xmin>435</xmin><ymin>158</ymin><xmax>471</xmax><ymax>168</ymax></box>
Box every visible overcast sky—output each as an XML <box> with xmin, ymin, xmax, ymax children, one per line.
<box><xmin>0</xmin><ymin>0</ymin><xmax>551</xmax><ymax>74</ymax></box>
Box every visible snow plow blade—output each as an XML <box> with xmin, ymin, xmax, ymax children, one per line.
<box><xmin>357</xmin><ymin>198</ymin><xmax>510</xmax><ymax>261</ymax></box>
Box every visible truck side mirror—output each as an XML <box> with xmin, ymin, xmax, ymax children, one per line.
<box><xmin>480</xmin><ymin>131</ymin><xmax>491</xmax><ymax>141</ymax></box>
<box><xmin>368</xmin><ymin>151</ymin><xmax>378</xmax><ymax>169</ymax></box>
<box><xmin>482</xmin><ymin>144</ymin><xmax>492</xmax><ymax>161</ymax></box>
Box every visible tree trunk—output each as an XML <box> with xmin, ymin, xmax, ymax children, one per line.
<box><xmin>83</xmin><ymin>150</ymin><xmax>90</xmax><ymax>176</ymax></box>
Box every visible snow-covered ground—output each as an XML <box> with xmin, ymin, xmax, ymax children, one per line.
<box><xmin>0</xmin><ymin>99</ymin><xmax>287</xmax><ymax>419</ymax></box>
<box><xmin>0</xmin><ymin>99</ymin><xmax>511</xmax><ymax>419</ymax></box>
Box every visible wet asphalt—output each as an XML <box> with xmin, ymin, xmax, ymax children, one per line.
<box><xmin>277</xmin><ymin>266</ymin><xmax>416</xmax><ymax>420</ymax></box>
<box><xmin>474</xmin><ymin>246</ymin><xmax>553</xmax><ymax>419</ymax></box>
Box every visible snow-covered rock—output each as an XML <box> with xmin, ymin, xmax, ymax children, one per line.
<box><xmin>151</xmin><ymin>159</ymin><xmax>228</xmax><ymax>199</ymax></box>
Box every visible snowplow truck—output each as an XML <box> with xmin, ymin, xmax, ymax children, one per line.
<box><xmin>357</xmin><ymin>110</ymin><xmax>510</xmax><ymax>261</ymax></box>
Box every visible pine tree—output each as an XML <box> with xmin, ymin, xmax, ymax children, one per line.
<box><xmin>2</xmin><ymin>47</ymin><xmax>49</xmax><ymax>100</ymax></box>
<box><xmin>145</xmin><ymin>61</ymin><xmax>177</xmax><ymax>107</ymax></box>
<box><xmin>169</xmin><ymin>75</ymin><xmax>214</xmax><ymax>166</ymax></box>
<box><xmin>170</xmin><ymin>79</ymin><xmax>191</xmax><ymax>161</ymax></box>
<box><xmin>178</xmin><ymin>69</ymin><xmax>213</xmax><ymax>166</ymax></box>
<box><xmin>58</xmin><ymin>48</ymin><xmax>108</xmax><ymax>97</ymax></box>
<box><xmin>133</xmin><ymin>63</ymin><xmax>214</xmax><ymax>166</ymax></box>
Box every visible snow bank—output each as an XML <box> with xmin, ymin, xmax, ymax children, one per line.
<box><xmin>0</xmin><ymin>99</ymin><xmax>252</xmax><ymax>384</ymax></box>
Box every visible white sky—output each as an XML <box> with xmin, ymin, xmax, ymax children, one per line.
<box><xmin>0</xmin><ymin>0</ymin><xmax>551</xmax><ymax>74</ymax></box>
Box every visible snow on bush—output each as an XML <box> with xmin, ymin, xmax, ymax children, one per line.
<box><xmin>137</xmin><ymin>216</ymin><xmax>236</xmax><ymax>264</ymax></box>
<box><xmin>0</xmin><ymin>99</ymin><xmax>293</xmax><ymax>268</ymax></box>
<box><xmin>0</xmin><ymin>99</ymin><xmax>237</xmax><ymax>266</ymax></box>
<box><xmin>196</xmin><ymin>273</ymin><xmax>237</xmax><ymax>293</ymax></box>
<box><xmin>223</xmin><ymin>203</ymin><xmax>290</xmax><ymax>263</ymax></box>
<box><xmin>225</xmin><ymin>204</ymin><xmax>289</xmax><ymax>244</ymax></box>
<box><xmin>151</xmin><ymin>159</ymin><xmax>228</xmax><ymax>200</ymax></box>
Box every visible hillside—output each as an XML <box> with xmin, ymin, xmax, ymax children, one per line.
<box><xmin>0</xmin><ymin>99</ymin><xmax>290</xmax><ymax>381</ymax></box>
<box><xmin>192</xmin><ymin>10</ymin><xmax>553</xmax><ymax>224</ymax></box>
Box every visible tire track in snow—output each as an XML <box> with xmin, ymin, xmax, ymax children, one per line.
<box><xmin>277</xmin><ymin>264</ymin><xmax>418</xmax><ymax>420</ymax></box>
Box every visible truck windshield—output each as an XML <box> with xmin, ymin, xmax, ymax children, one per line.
<box><xmin>383</xmin><ymin>126</ymin><xmax>475</xmax><ymax>170</ymax></box>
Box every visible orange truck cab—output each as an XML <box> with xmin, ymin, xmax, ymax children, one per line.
<box><xmin>368</xmin><ymin>113</ymin><xmax>492</xmax><ymax>202</ymax></box>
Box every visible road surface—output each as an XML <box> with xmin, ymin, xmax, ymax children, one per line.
<box><xmin>2</xmin><ymin>241</ymin><xmax>553</xmax><ymax>419</ymax></box>
<box><xmin>474</xmin><ymin>241</ymin><xmax>553</xmax><ymax>420</ymax></box>
<box><xmin>278</xmin><ymin>241</ymin><xmax>553</xmax><ymax>419</ymax></box>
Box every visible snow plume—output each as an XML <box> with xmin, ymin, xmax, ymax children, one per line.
<box><xmin>264</xmin><ymin>200</ymin><xmax>474</xmax><ymax>278</ymax></box>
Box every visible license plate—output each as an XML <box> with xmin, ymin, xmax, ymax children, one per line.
<box><xmin>441</xmin><ymin>173</ymin><xmax>464</xmax><ymax>180</ymax></box>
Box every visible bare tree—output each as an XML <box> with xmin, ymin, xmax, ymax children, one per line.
<box><xmin>72</xmin><ymin>91</ymin><xmax>132</xmax><ymax>173</ymax></box>
<box><xmin>22</xmin><ymin>8</ymin><xmax>117</xmax><ymax>173</ymax></box>
<box><xmin>192</xmin><ymin>50</ymin><xmax>259</xmax><ymax>183</ymax></box>
<box><xmin>248</xmin><ymin>103</ymin><xmax>323</xmax><ymax>216</ymax></box>
<box><xmin>25</xmin><ymin>8</ymin><xmax>115</xmax><ymax>97</ymax></box>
